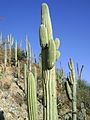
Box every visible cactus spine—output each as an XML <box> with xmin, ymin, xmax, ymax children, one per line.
<box><xmin>65</xmin><ymin>58</ymin><xmax>77</xmax><ymax>120</ymax></box>
<box><xmin>39</xmin><ymin>3</ymin><xmax>60</xmax><ymax>120</ymax></box>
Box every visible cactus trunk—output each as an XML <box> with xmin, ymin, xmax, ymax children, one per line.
<box><xmin>0</xmin><ymin>32</ymin><xmax>2</xmax><ymax>45</ymax></box>
<box><xmin>40</xmin><ymin>3</ymin><xmax>60</xmax><ymax>120</ymax></box>
<box><xmin>17</xmin><ymin>60</ymin><xmax>20</xmax><ymax>79</ymax></box>
<box><xmin>4</xmin><ymin>40</ymin><xmax>7</xmax><ymax>69</ymax></box>
<box><xmin>27</xmin><ymin>71</ymin><xmax>38</xmax><ymax>120</ymax></box>
<box><xmin>66</xmin><ymin>58</ymin><xmax>77</xmax><ymax>120</ymax></box>
<box><xmin>24</xmin><ymin>64</ymin><xmax>27</xmax><ymax>94</ymax></box>
<box><xmin>8</xmin><ymin>34</ymin><xmax>11</xmax><ymax>64</ymax></box>
<box><xmin>15</xmin><ymin>41</ymin><xmax>17</xmax><ymax>66</ymax></box>
<box><xmin>72</xmin><ymin>75</ymin><xmax>77</xmax><ymax>120</ymax></box>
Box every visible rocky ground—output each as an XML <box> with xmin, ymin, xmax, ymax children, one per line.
<box><xmin>0</xmin><ymin>65</ymin><xmax>43</xmax><ymax>120</ymax></box>
<box><xmin>0</xmin><ymin>65</ymin><xmax>90</xmax><ymax>120</ymax></box>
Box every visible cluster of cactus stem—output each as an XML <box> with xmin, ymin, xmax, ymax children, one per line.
<box><xmin>76</xmin><ymin>63</ymin><xmax>84</xmax><ymax>88</ymax></box>
<box><xmin>39</xmin><ymin>3</ymin><xmax>60</xmax><ymax>120</ymax></box>
<box><xmin>24</xmin><ymin>35</ymin><xmax>38</xmax><ymax>120</ymax></box>
<box><xmin>0</xmin><ymin>33</ymin><xmax>15</xmax><ymax>69</ymax></box>
<box><xmin>65</xmin><ymin>58</ymin><xmax>77</xmax><ymax>120</ymax></box>
<box><xmin>1</xmin><ymin>3</ymin><xmax>87</xmax><ymax>120</ymax></box>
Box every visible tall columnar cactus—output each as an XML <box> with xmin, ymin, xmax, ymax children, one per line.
<box><xmin>17</xmin><ymin>60</ymin><xmax>20</xmax><ymax>79</ymax></box>
<box><xmin>39</xmin><ymin>3</ymin><xmax>60</xmax><ymax>120</ymax></box>
<box><xmin>25</xmin><ymin>35</ymin><xmax>29</xmax><ymax>68</ymax></box>
<box><xmin>76</xmin><ymin>63</ymin><xmax>84</xmax><ymax>88</ymax></box>
<box><xmin>4</xmin><ymin>40</ymin><xmax>7</xmax><ymax>69</ymax></box>
<box><xmin>28</xmin><ymin>42</ymin><xmax>32</xmax><ymax>71</ymax></box>
<box><xmin>25</xmin><ymin>35</ymin><xmax>32</xmax><ymax>71</ymax></box>
<box><xmin>20</xmin><ymin>39</ymin><xmax>22</xmax><ymax>48</ymax></box>
<box><xmin>65</xmin><ymin>58</ymin><xmax>77</xmax><ymax>120</ymax></box>
<box><xmin>15</xmin><ymin>41</ymin><xmax>17</xmax><ymax>66</ymax></box>
<box><xmin>8</xmin><ymin>34</ymin><xmax>11</xmax><ymax>64</ymax></box>
<box><xmin>24</xmin><ymin>63</ymin><xmax>27</xmax><ymax>94</ymax></box>
<box><xmin>27</xmin><ymin>71</ymin><xmax>38</xmax><ymax>120</ymax></box>
<box><xmin>8</xmin><ymin>34</ymin><xmax>14</xmax><ymax>64</ymax></box>
<box><xmin>0</xmin><ymin>32</ymin><xmax>2</xmax><ymax>45</ymax></box>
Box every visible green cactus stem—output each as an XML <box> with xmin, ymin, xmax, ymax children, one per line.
<box><xmin>27</xmin><ymin>71</ymin><xmax>38</xmax><ymax>120</ymax></box>
<box><xmin>25</xmin><ymin>35</ymin><xmax>29</xmax><ymax>68</ymax></box>
<box><xmin>0</xmin><ymin>32</ymin><xmax>2</xmax><ymax>45</ymax></box>
<box><xmin>39</xmin><ymin>3</ymin><xmax>60</xmax><ymax>120</ymax></box>
<box><xmin>24</xmin><ymin>64</ymin><xmax>27</xmax><ymax>94</ymax></box>
<box><xmin>17</xmin><ymin>60</ymin><xmax>20</xmax><ymax>79</ymax></box>
<box><xmin>4</xmin><ymin>40</ymin><xmax>7</xmax><ymax>69</ymax></box>
<box><xmin>65</xmin><ymin>80</ymin><xmax>72</xmax><ymax>101</ymax></box>
<box><xmin>65</xmin><ymin>58</ymin><xmax>77</xmax><ymax>120</ymax></box>
<box><xmin>15</xmin><ymin>41</ymin><xmax>17</xmax><ymax>66</ymax></box>
<box><xmin>8</xmin><ymin>34</ymin><xmax>11</xmax><ymax>64</ymax></box>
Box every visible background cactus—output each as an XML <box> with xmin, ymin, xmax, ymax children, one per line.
<box><xmin>4</xmin><ymin>39</ymin><xmax>7</xmax><ymax>70</ymax></box>
<box><xmin>17</xmin><ymin>60</ymin><xmax>20</xmax><ymax>79</ymax></box>
<box><xmin>0</xmin><ymin>32</ymin><xmax>2</xmax><ymax>45</ymax></box>
<box><xmin>39</xmin><ymin>3</ymin><xmax>60</xmax><ymax>120</ymax></box>
<box><xmin>8</xmin><ymin>34</ymin><xmax>14</xmax><ymax>64</ymax></box>
<box><xmin>24</xmin><ymin>63</ymin><xmax>27</xmax><ymax>95</ymax></box>
<box><xmin>15</xmin><ymin>41</ymin><xmax>17</xmax><ymax>66</ymax></box>
<box><xmin>65</xmin><ymin>58</ymin><xmax>77</xmax><ymax>120</ymax></box>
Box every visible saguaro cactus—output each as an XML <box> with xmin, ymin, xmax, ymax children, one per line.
<box><xmin>15</xmin><ymin>41</ymin><xmax>17</xmax><ymax>66</ymax></box>
<box><xmin>0</xmin><ymin>32</ymin><xmax>2</xmax><ymax>45</ymax></box>
<box><xmin>25</xmin><ymin>35</ymin><xmax>29</xmax><ymax>67</ymax></box>
<box><xmin>65</xmin><ymin>58</ymin><xmax>77</xmax><ymax>120</ymax></box>
<box><xmin>27</xmin><ymin>71</ymin><xmax>38</xmax><ymax>120</ymax></box>
<box><xmin>4</xmin><ymin>40</ymin><xmax>7</xmax><ymax>69</ymax></box>
<box><xmin>8</xmin><ymin>34</ymin><xmax>14</xmax><ymax>64</ymax></box>
<box><xmin>39</xmin><ymin>3</ymin><xmax>60</xmax><ymax>120</ymax></box>
<box><xmin>24</xmin><ymin>63</ymin><xmax>27</xmax><ymax>94</ymax></box>
<box><xmin>17</xmin><ymin>60</ymin><xmax>20</xmax><ymax>79</ymax></box>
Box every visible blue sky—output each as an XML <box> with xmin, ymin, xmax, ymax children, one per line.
<box><xmin>0</xmin><ymin>0</ymin><xmax>90</xmax><ymax>83</ymax></box>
